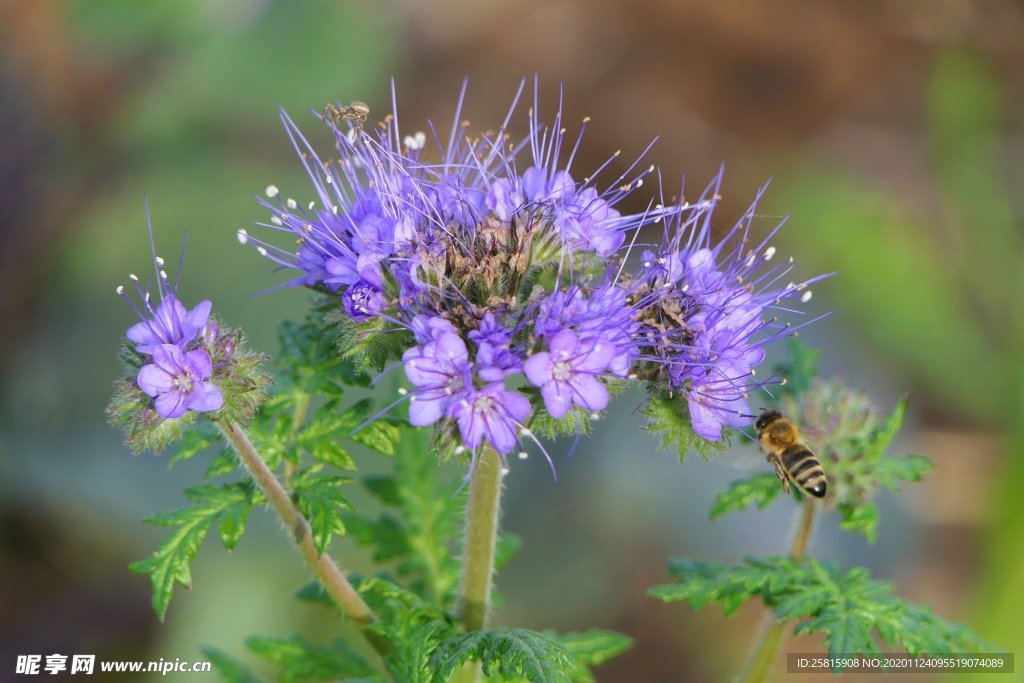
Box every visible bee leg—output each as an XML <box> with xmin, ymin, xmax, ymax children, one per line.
<box><xmin>768</xmin><ymin>454</ymin><xmax>791</xmax><ymax>496</ymax></box>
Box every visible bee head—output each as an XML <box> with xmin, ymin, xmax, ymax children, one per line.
<box><xmin>755</xmin><ymin>409</ymin><xmax>782</xmax><ymax>431</ymax></box>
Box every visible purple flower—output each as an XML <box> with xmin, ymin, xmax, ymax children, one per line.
<box><xmin>342</xmin><ymin>280</ymin><xmax>386</xmax><ymax>321</ymax></box>
<box><xmin>524</xmin><ymin>328</ymin><xmax>614</xmax><ymax>418</ymax></box>
<box><xmin>125</xmin><ymin>295</ymin><xmax>211</xmax><ymax>354</ymax></box>
<box><xmin>402</xmin><ymin>326</ymin><xmax>470</xmax><ymax>427</ymax></box>
<box><xmin>449</xmin><ymin>383</ymin><xmax>530</xmax><ymax>454</ymax></box>
<box><xmin>468</xmin><ymin>313</ymin><xmax>520</xmax><ymax>382</ymax></box>
<box><xmin>138</xmin><ymin>344</ymin><xmax>223</xmax><ymax>419</ymax></box>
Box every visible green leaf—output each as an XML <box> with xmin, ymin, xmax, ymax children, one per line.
<box><xmin>710</xmin><ymin>474</ymin><xmax>784</xmax><ymax>519</ymax></box>
<box><xmin>558</xmin><ymin>629</ymin><xmax>632</xmax><ymax>681</ymax></box>
<box><xmin>129</xmin><ymin>483</ymin><xmax>259</xmax><ymax>618</ymax></box>
<box><xmin>431</xmin><ymin>628</ymin><xmax>578</xmax><ymax>683</ymax></box>
<box><xmin>641</xmin><ymin>392</ymin><xmax>723</xmax><ymax>462</ymax></box>
<box><xmin>335</xmin><ymin>315</ymin><xmax>413</xmax><ymax>373</ymax></box>
<box><xmin>301</xmin><ymin>399</ymin><xmax>401</xmax><ymax>459</ymax></box>
<box><xmin>837</xmin><ymin>502</ymin><xmax>880</xmax><ymax>544</ymax></box>
<box><xmin>168</xmin><ymin>424</ymin><xmax>218</xmax><ymax>469</ymax></box>
<box><xmin>650</xmin><ymin>556</ymin><xmax>998</xmax><ymax>660</ymax></box>
<box><xmin>292</xmin><ymin>468</ymin><xmax>354</xmax><ymax>554</ymax></box>
<box><xmin>201</xmin><ymin>646</ymin><xmax>264</xmax><ymax>683</ymax></box>
<box><xmin>205</xmin><ymin>447</ymin><xmax>239</xmax><ymax>479</ymax></box>
<box><xmin>246</xmin><ymin>633</ymin><xmax>376</xmax><ymax>682</ymax></box>
<box><xmin>347</xmin><ymin>428</ymin><xmax>462</xmax><ymax>605</ymax></box>
<box><xmin>875</xmin><ymin>454</ymin><xmax>934</xmax><ymax>489</ymax></box>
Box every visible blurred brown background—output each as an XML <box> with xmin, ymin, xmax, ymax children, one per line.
<box><xmin>1</xmin><ymin>1</ymin><xmax>1022</xmax><ymax>681</ymax></box>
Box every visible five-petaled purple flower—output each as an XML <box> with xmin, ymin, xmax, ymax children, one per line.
<box><xmin>524</xmin><ymin>329</ymin><xmax>614</xmax><ymax>419</ymax></box>
<box><xmin>138</xmin><ymin>344</ymin><xmax>223</xmax><ymax>419</ymax></box>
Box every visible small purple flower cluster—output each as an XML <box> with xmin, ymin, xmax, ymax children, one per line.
<box><xmin>246</xmin><ymin>82</ymin><xmax>824</xmax><ymax>457</ymax></box>
<box><xmin>119</xmin><ymin>232</ymin><xmax>223</xmax><ymax>420</ymax></box>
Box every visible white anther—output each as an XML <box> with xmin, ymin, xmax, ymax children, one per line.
<box><xmin>116</xmin><ymin>285</ymin><xmax>124</xmax><ymax>295</ymax></box>
<box><xmin>398</xmin><ymin>387</ymin><xmax>408</xmax><ymax>396</ymax></box>
<box><xmin>325</xmin><ymin>175</ymin><xmax>333</xmax><ymax>184</ymax></box>
<box><xmin>265</xmin><ymin>185</ymin><xmax>279</xmax><ymax>198</ymax></box>
<box><xmin>519</xmin><ymin>427</ymin><xmax>532</xmax><ymax>437</ymax></box>
<box><xmin>332</xmin><ymin>205</ymin><xmax>339</xmax><ymax>214</ymax></box>
<box><xmin>681</xmin><ymin>284</ymin><xmax>689</xmax><ymax>292</ymax></box>
<box><xmin>154</xmin><ymin>256</ymin><xmax>165</xmax><ymax>266</ymax></box>
<box><xmin>308</xmin><ymin>201</ymin><xmax>315</xmax><ymax>210</ymax></box>
<box><xmin>801</xmin><ymin>290</ymin><xmax>813</xmax><ymax>303</ymax></box>
<box><xmin>764</xmin><ymin>246</ymin><xmax>776</xmax><ymax>260</ymax></box>
<box><xmin>591</xmin><ymin>412</ymin><xmax>601</xmax><ymax>420</ymax></box>
<box><xmin>636</xmin><ymin>178</ymin><xmax>644</xmax><ymax>187</ymax></box>
<box><xmin>237</xmin><ymin>229</ymin><xmax>249</xmax><ymax>244</ymax></box>
<box><xmin>270</xmin><ymin>216</ymin><xmax>282</xmax><ymax>226</ymax></box>
<box><xmin>500</xmin><ymin>467</ymin><xmax>510</xmax><ymax>476</ymax></box>
<box><xmin>286</xmin><ymin>198</ymin><xmax>298</xmax><ymax>210</ymax></box>
<box><xmin>454</xmin><ymin>445</ymin><xmax>466</xmax><ymax>455</ymax></box>
<box><xmin>644</xmin><ymin>261</ymin><xmax>652</xmax><ymax>267</ymax></box>
<box><xmin>144</xmin><ymin>292</ymin><xmax>150</xmax><ymax>302</ymax></box>
<box><xmin>129</xmin><ymin>273</ymin><xmax>139</xmax><ymax>281</ymax></box>
<box><xmin>627</xmin><ymin>373</ymin><xmax>638</xmax><ymax>380</ymax></box>
<box><xmin>159</xmin><ymin>270</ymin><xmax>168</xmax><ymax>279</ymax></box>
<box><xmin>518</xmin><ymin>451</ymin><xmax>529</xmax><ymax>460</ymax></box>
<box><xmin>257</xmin><ymin>246</ymin><xmax>268</xmax><ymax>256</ymax></box>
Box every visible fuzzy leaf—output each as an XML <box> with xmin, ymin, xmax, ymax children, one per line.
<box><xmin>246</xmin><ymin>633</ymin><xmax>376</xmax><ymax>682</ymax></box>
<box><xmin>431</xmin><ymin>628</ymin><xmax>578</xmax><ymax>683</ymax></box>
<box><xmin>292</xmin><ymin>468</ymin><xmax>354</xmax><ymax>554</ymax></box>
<box><xmin>205</xmin><ymin>447</ymin><xmax>239</xmax><ymax>479</ymax></box>
<box><xmin>129</xmin><ymin>483</ymin><xmax>259</xmax><ymax>619</ymax></box>
<box><xmin>650</xmin><ymin>556</ymin><xmax>997</xmax><ymax>661</ymax></box>
<box><xmin>710</xmin><ymin>473</ymin><xmax>785</xmax><ymax>519</ymax></box>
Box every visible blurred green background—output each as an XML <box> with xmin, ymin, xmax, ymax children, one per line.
<box><xmin>1</xmin><ymin>1</ymin><xmax>1022</xmax><ymax>681</ymax></box>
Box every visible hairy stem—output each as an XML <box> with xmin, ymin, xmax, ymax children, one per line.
<box><xmin>216</xmin><ymin>421</ymin><xmax>386</xmax><ymax>652</ymax></box>
<box><xmin>453</xmin><ymin>447</ymin><xmax>504</xmax><ymax>683</ymax></box>
<box><xmin>458</xmin><ymin>446</ymin><xmax>504</xmax><ymax>632</ymax></box>
<box><xmin>735</xmin><ymin>500</ymin><xmax>818</xmax><ymax>683</ymax></box>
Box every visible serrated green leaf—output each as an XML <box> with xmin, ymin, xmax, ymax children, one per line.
<box><xmin>308</xmin><ymin>439</ymin><xmax>357</xmax><ymax>471</ymax></box>
<box><xmin>205</xmin><ymin>447</ymin><xmax>238</xmax><ymax>479</ymax></box>
<box><xmin>168</xmin><ymin>425</ymin><xmax>218</xmax><ymax>469</ymax></box>
<box><xmin>837</xmin><ymin>502</ymin><xmax>880</xmax><ymax>544</ymax></box>
<box><xmin>293</xmin><ymin>469</ymin><xmax>353</xmax><ymax>554</ymax></box>
<box><xmin>710</xmin><ymin>474</ymin><xmax>785</xmax><ymax>519</ymax></box>
<box><xmin>246</xmin><ymin>633</ymin><xmax>376</xmax><ymax>682</ymax></box>
<box><xmin>130</xmin><ymin>483</ymin><xmax>259</xmax><ymax>619</ymax></box>
<box><xmin>650</xmin><ymin>556</ymin><xmax>997</xmax><ymax>659</ymax></box>
<box><xmin>875</xmin><ymin>454</ymin><xmax>934</xmax><ymax>490</ymax></box>
<box><xmin>201</xmin><ymin>646</ymin><xmax>264</xmax><ymax>683</ymax></box>
<box><xmin>557</xmin><ymin>629</ymin><xmax>632</xmax><ymax>668</ymax></box>
<box><xmin>431</xmin><ymin>628</ymin><xmax>578</xmax><ymax>683</ymax></box>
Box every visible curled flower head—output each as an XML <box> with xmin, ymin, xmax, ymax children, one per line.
<box><xmin>110</xmin><ymin>206</ymin><xmax>269</xmax><ymax>453</ymax></box>
<box><xmin>247</xmin><ymin>82</ymin><xmax>825</xmax><ymax>459</ymax></box>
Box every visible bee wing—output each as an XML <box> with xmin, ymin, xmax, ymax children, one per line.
<box><xmin>714</xmin><ymin>448</ymin><xmax>766</xmax><ymax>472</ymax></box>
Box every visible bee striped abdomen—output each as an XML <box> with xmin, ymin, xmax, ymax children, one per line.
<box><xmin>781</xmin><ymin>445</ymin><xmax>827</xmax><ymax>498</ymax></box>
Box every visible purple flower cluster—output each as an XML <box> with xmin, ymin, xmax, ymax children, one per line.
<box><xmin>119</xmin><ymin>231</ymin><xmax>223</xmax><ymax>420</ymax></box>
<box><xmin>246</xmin><ymin>82</ymin><xmax>824</xmax><ymax>457</ymax></box>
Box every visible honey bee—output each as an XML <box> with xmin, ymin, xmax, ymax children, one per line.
<box><xmin>322</xmin><ymin>101</ymin><xmax>370</xmax><ymax>133</ymax></box>
<box><xmin>755</xmin><ymin>409</ymin><xmax>827</xmax><ymax>498</ymax></box>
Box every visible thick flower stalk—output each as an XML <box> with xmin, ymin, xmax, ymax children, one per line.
<box><xmin>245</xmin><ymin>81</ymin><xmax>826</xmax><ymax>466</ymax></box>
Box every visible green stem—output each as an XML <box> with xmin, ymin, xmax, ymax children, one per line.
<box><xmin>452</xmin><ymin>447</ymin><xmax>504</xmax><ymax>683</ymax></box>
<box><xmin>735</xmin><ymin>500</ymin><xmax>817</xmax><ymax>683</ymax></box>
<box><xmin>216</xmin><ymin>421</ymin><xmax>387</xmax><ymax>655</ymax></box>
<box><xmin>458</xmin><ymin>447</ymin><xmax>504</xmax><ymax>631</ymax></box>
